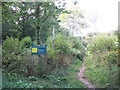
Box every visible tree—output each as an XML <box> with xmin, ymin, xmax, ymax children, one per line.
<box><xmin>58</xmin><ymin>4</ymin><xmax>87</xmax><ymax>36</ymax></box>
<box><xmin>2</xmin><ymin>2</ymin><xmax>66</xmax><ymax>43</ymax></box>
<box><xmin>2</xmin><ymin>2</ymin><xmax>18</xmax><ymax>40</ymax></box>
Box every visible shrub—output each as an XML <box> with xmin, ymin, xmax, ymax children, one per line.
<box><xmin>88</xmin><ymin>35</ymin><xmax>118</xmax><ymax>53</ymax></box>
<box><xmin>103</xmin><ymin>51</ymin><xmax>118</xmax><ymax>67</ymax></box>
<box><xmin>46</xmin><ymin>33</ymin><xmax>85</xmax><ymax>67</ymax></box>
<box><xmin>2</xmin><ymin>37</ymin><xmax>21</xmax><ymax>71</ymax></box>
<box><xmin>46</xmin><ymin>33</ymin><xmax>73</xmax><ymax>54</ymax></box>
<box><xmin>69</xmin><ymin>37</ymin><xmax>85</xmax><ymax>60</ymax></box>
<box><xmin>85</xmin><ymin>53</ymin><xmax>118</xmax><ymax>88</ymax></box>
<box><xmin>2</xmin><ymin>37</ymin><xmax>33</xmax><ymax>75</ymax></box>
<box><xmin>19</xmin><ymin>36</ymin><xmax>32</xmax><ymax>49</ymax></box>
<box><xmin>2</xmin><ymin>37</ymin><xmax>19</xmax><ymax>53</ymax></box>
<box><xmin>46</xmin><ymin>33</ymin><xmax>73</xmax><ymax>68</ymax></box>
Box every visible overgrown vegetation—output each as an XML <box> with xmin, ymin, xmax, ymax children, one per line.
<box><xmin>2</xmin><ymin>33</ymin><xmax>85</xmax><ymax>74</ymax></box>
<box><xmin>2</xmin><ymin>1</ymin><xmax>119</xmax><ymax>89</ymax></box>
<box><xmin>3</xmin><ymin>58</ymin><xmax>86</xmax><ymax>88</ymax></box>
<box><xmin>84</xmin><ymin>34</ymin><xmax>118</xmax><ymax>88</ymax></box>
<box><xmin>2</xmin><ymin>32</ymin><xmax>86</xmax><ymax>88</ymax></box>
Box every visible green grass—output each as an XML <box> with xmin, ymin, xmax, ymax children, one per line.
<box><xmin>2</xmin><ymin>58</ymin><xmax>86</xmax><ymax>88</ymax></box>
<box><xmin>63</xmin><ymin>58</ymin><xmax>86</xmax><ymax>88</ymax></box>
<box><xmin>84</xmin><ymin>54</ymin><xmax>118</xmax><ymax>88</ymax></box>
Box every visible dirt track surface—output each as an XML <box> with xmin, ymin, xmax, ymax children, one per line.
<box><xmin>78</xmin><ymin>61</ymin><xmax>96</xmax><ymax>89</ymax></box>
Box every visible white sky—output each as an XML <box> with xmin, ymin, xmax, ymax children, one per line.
<box><xmin>64</xmin><ymin>0</ymin><xmax>120</xmax><ymax>36</ymax></box>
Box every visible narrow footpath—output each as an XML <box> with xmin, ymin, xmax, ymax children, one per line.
<box><xmin>78</xmin><ymin>59</ymin><xmax>96</xmax><ymax>89</ymax></box>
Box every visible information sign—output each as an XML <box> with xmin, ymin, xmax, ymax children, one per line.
<box><xmin>31</xmin><ymin>44</ymin><xmax>47</xmax><ymax>55</ymax></box>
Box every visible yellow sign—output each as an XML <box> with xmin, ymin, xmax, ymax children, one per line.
<box><xmin>32</xmin><ymin>48</ymin><xmax>38</xmax><ymax>53</ymax></box>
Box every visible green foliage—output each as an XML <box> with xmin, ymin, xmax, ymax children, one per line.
<box><xmin>2</xmin><ymin>37</ymin><xmax>86</xmax><ymax>88</ymax></box>
<box><xmin>54</xmin><ymin>34</ymin><xmax>72</xmax><ymax>54</ymax></box>
<box><xmin>2</xmin><ymin>2</ymin><xmax>87</xmax><ymax>88</ymax></box>
<box><xmin>88</xmin><ymin>35</ymin><xmax>118</xmax><ymax>53</ymax></box>
<box><xmin>2</xmin><ymin>37</ymin><xmax>33</xmax><ymax>75</ymax></box>
<box><xmin>84</xmin><ymin>54</ymin><xmax>118</xmax><ymax>88</ymax></box>
<box><xmin>42</xmin><ymin>74</ymin><xmax>67</xmax><ymax>84</ymax></box>
<box><xmin>20</xmin><ymin>36</ymin><xmax>32</xmax><ymax>49</ymax></box>
<box><xmin>50</xmin><ymin>58</ymin><xmax>86</xmax><ymax>88</ymax></box>
<box><xmin>70</xmin><ymin>48</ymin><xmax>81</xmax><ymax>55</ymax></box>
<box><xmin>47</xmin><ymin>33</ymin><xmax>72</xmax><ymax>54</ymax></box>
<box><xmin>2</xmin><ymin>35</ymin><xmax>85</xmax><ymax>77</ymax></box>
<box><xmin>103</xmin><ymin>51</ymin><xmax>118</xmax><ymax>67</ymax></box>
<box><xmin>2</xmin><ymin>2</ymin><xmax>66</xmax><ymax>41</ymax></box>
<box><xmin>71</xmin><ymin>37</ymin><xmax>84</xmax><ymax>50</ymax></box>
<box><xmin>47</xmin><ymin>34</ymin><xmax>85</xmax><ymax>57</ymax></box>
<box><xmin>28</xmin><ymin>76</ymin><xmax>38</xmax><ymax>81</ymax></box>
<box><xmin>46</xmin><ymin>33</ymin><xmax>85</xmax><ymax>70</ymax></box>
<box><xmin>2</xmin><ymin>37</ymin><xmax>21</xmax><ymax>71</ymax></box>
<box><xmin>2</xmin><ymin>73</ymin><xmax>43</xmax><ymax>88</ymax></box>
<box><xmin>3</xmin><ymin>60</ymin><xmax>86</xmax><ymax>88</ymax></box>
<box><xmin>2</xmin><ymin>37</ymin><xmax>19</xmax><ymax>53</ymax></box>
<box><xmin>2</xmin><ymin>2</ymin><xmax>18</xmax><ymax>40</ymax></box>
<box><xmin>46</xmin><ymin>33</ymin><xmax>72</xmax><ymax>69</ymax></box>
<box><xmin>85</xmin><ymin>34</ymin><xmax>118</xmax><ymax>88</ymax></box>
<box><xmin>69</xmin><ymin>37</ymin><xmax>85</xmax><ymax>60</ymax></box>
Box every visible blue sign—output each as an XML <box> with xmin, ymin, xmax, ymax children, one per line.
<box><xmin>31</xmin><ymin>44</ymin><xmax>47</xmax><ymax>55</ymax></box>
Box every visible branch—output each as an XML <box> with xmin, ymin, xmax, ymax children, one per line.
<box><xmin>40</xmin><ymin>14</ymin><xmax>50</xmax><ymax>23</ymax></box>
<box><xmin>33</xmin><ymin>21</ymin><xmax>38</xmax><ymax>28</ymax></box>
<box><xmin>40</xmin><ymin>10</ymin><xmax>54</xmax><ymax>23</ymax></box>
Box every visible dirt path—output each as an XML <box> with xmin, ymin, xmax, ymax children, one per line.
<box><xmin>78</xmin><ymin>60</ymin><xmax>96</xmax><ymax>89</ymax></box>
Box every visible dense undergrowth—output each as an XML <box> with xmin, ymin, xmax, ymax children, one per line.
<box><xmin>2</xmin><ymin>2</ymin><xmax>119</xmax><ymax>89</ymax></box>
<box><xmin>84</xmin><ymin>34</ymin><xmax>119</xmax><ymax>88</ymax></box>
<box><xmin>85</xmin><ymin>53</ymin><xmax>118</xmax><ymax>88</ymax></box>
<box><xmin>3</xmin><ymin>58</ymin><xmax>86</xmax><ymax>88</ymax></box>
<box><xmin>2</xmin><ymin>34</ymin><xmax>85</xmax><ymax>75</ymax></box>
<box><xmin>2</xmin><ymin>33</ymin><xmax>119</xmax><ymax>88</ymax></box>
<box><xmin>2</xmin><ymin>34</ymin><xmax>86</xmax><ymax>88</ymax></box>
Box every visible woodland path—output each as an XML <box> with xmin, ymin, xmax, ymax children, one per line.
<box><xmin>77</xmin><ymin>58</ymin><xmax>96</xmax><ymax>89</ymax></box>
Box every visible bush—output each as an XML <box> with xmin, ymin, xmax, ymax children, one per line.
<box><xmin>85</xmin><ymin>34</ymin><xmax>118</xmax><ymax>88</ymax></box>
<box><xmin>46</xmin><ymin>34</ymin><xmax>73</xmax><ymax>69</ymax></box>
<box><xmin>46</xmin><ymin>33</ymin><xmax>73</xmax><ymax>54</ymax></box>
<box><xmin>19</xmin><ymin>36</ymin><xmax>32</xmax><ymax>49</ymax></box>
<box><xmin>2</xmin><ymin>37</ymin><xmax>33</xmax><ymax>75</ymax></box>
<box><xmin>2</xmin><ymin>37</ymin><xmax>19</xmax><ymax>53</ymax></box>
<box><xmin>88</xmin><ymin>35</ymin><xmax>118</xmax><ymax>53</ymax></box>
<box><xmin>69</xmin><ymin>37</ymin><xmax>85</xmax><ymax>60</ymax></box>
<box><xmin>46</xmin><ymin>33</ymin><xmax>85</xmax><ymax>69</ymax></box>
<box><xmin>2</xmin><ymin>37</ymin><xmax>21</xmax><ymax>71</ymax></box>
<box><xmin>103</xmin><ymin>51</ymin><xmax>118</xmax><ymax>67</ymax></box>
<box><xmin>85</xmin><ymin>54</ymin><xmax>118</xmax><ymax>88</ymax></box>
